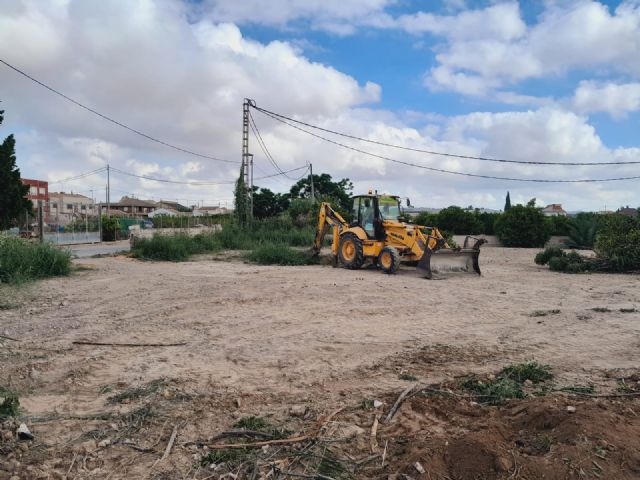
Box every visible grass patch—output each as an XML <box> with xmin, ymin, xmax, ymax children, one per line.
<box><xmin>399</xmin><ymin>373</ymin><xmax>418</xmax><ymax>381</ymax></box>
<box><xmin>234</xmin><ymin>416</ymin><xmax>268</xmax><ymax>430</ymax></box>
<box><xmin>131</xmin><ymin>232</ymin><xmax>221</xmax><ymax>261</ymax></box>
<box><xmin>120</xmin><ymin>405</ymin><xmax>155</xmax><ymax>433</ymax></box>
<box><xmin>559</xmin><ymin>385</ymin><xmax>596</xmax><ymax>394</ymax></box>
<box><xmin>245</xmin><ymin>244</ymin><xmax>319</xmax><ymax>266</ymax></box>
<box><xmin>620</xmin><ymin>308</ymin><xmax>637</xmax><ymax>313</ymax></box>
<box><xmin>460</xmin><ymin>362</ymin><xmax>553</xmax><ymax>405</ymax></box>
<box><xmin>107</xmin><ymin>379</ymin><xmax>167</xmax><ymax>404</ymax></box>
<box><xmin>591</xmin><ymin>307</ymin><xmax>611</xmax><ymax>313</ymax></box>
<box><xmin>0</xmin><ymin>236</ymin><xmax>71</xmax><ymax>284</ymax></box>
<box><xmin>500</xmin><ymin>362</ymin><xmax>553</xmax><ymax>383</ymax></box>
<box><xmin>529</xmin><ymin>309</ymin><xmax>561</xmax><ymax>317</ymax></box>
<box><xmin>0</xmin><ymin>388</ymin><xmax>20</xmax><ymax>418</ymax></box>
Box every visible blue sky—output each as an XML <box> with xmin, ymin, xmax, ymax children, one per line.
<box><xmin>1</xmin><ymin>0</ymin><xmax>639</xmax><ymax>210</ymax></box>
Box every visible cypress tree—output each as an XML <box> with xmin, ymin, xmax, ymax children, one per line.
<box><xmin>0</xmin><ymin>110</ymin><xmax>32</xmax><ymax>230</ymax></box>
<box><xmin>504</xmin><ymin>191</ymin><xmax>512</xmax><ymax>211</ymax></box>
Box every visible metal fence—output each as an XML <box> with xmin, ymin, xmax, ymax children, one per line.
<box><xmin>20</xmin><ymin>199</ymin><xmax>102</xmax><ymax>245</ymax></box>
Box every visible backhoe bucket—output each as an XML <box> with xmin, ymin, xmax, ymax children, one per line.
<box><xmin>416</xmin><ymin>237</ymin><xmax>486</xmax><ymax>279</ymax></box>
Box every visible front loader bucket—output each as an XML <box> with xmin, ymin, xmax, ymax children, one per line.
<box><xmin>416</xmin><ymin>237</ymin><xmax>486</xmax><ymax>279</ymax></box>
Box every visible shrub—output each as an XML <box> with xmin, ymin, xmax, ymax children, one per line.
<box><xmin>0</xmin><ymin>236</ymin><xmax>71</xmax><ymax>284</ymax></box>
<box><xmin>245</xmin><ymin>243</ymin><xmax>319</xmax><ymax>266</ymax></box>
<box><xmin>594</xmin><ymin>214</ymin><xmax>640</xmax><ymax>272</ymax></box>
<box><xmin>534</xmin><ymin>247</ymin><xmax>564</xmax><ymax>265</ymax></box>
<box><xmin>494</xmin><ymin>200</ymin><xmax>550</xmax><ymax>247</ymax></box>
<box><xmin>131</xmin><ymin>232</ymin><xmax>222</xmax><ymax>261</ymax></box>
<box><xmin>545</xmin><ymin>215</ymin><xmax>572</xmax><ymax>236</ymax></box>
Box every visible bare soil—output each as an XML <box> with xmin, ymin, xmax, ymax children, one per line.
<box><xmin>1</xmin><ymin>248</ymin><xmax>639</xmax><ymax>479</ymax></box>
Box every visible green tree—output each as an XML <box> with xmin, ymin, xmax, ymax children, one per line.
<box><xmin>290</xmin><ymin>173</ymin><xmax>353</xmax><ymax>211</ymax></box>
<box><xmin>566</xmin><ymin>212</ymin><xmax>601</xmax><ymax>249</ymax></box>
<box><xmin>476</xmin><ymin>211</ymin><xmax>501</xmax><ymax>235</ymax></box>
<box><xmin>251</xmin><ymin>187</ymin><xmax>290</xmax><ymax>219</ymax></box>
<box><xmin>504</xmin><ymin>191</ymin><xmax>512</xmax><ymax>211</ymax></box>
<box><xmin>0</xmin><ymin>110</ymin><xmax>32</xmax><ymax>230</ymax></box>
<box><xmin>434</xmin><ymin>206</ymin><xmax>483</xmax><ymax>234</ymax></box>
<box><xmin>595</xmin><ymin>214</ymin><xmax>640</xmax><ymax>271</ymax></box>
<box><xmin>545</xmin><ymin>214</ymin><xmax>571</xmax><ymax>236</ymax></box>
<box><xmin>234</xmin><ymin>170</ymin><xmax>249</xmax><ymax>226</ymax></box>
<box><xmin>494</xmin><ymin>199</ymin><xmax>550</xmax><ymax>247</ymax></box>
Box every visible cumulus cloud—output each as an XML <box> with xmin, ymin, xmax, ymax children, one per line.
<box><xmin>572</xmin><ymin>80</ymin><xmax>640</xmax><ymax>118</ymax></box>
<box><xmin>1</xmin><ymin>0</ymin><xmax>638</xmax><ymax>211</ymax></box>
<box><xmin>400</xmin><ymin>1</ymin><xmax>640</xmax><ymax>97</ymax></box>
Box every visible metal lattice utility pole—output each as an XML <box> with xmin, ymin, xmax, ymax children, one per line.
<box><xmin>242</xmin><ymin>99</ymin><xmax>255</xmax><ymax>222</ymax></box>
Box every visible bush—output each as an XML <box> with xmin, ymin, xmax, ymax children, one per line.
<box><xmin>545</xmin><ymin>215</ymin><xmax>571</xmax><ymax>236</ymax></box>
<box><xmin>534</xmin><ymin>247</ymin><xmax>564</xmax><ymax>265</ymax></box>
<box><xmin>0</xmin><ymin>236</ymin><xmax>71</xmax><ymax>284</ymax></box>
<box><xmin>245</xmin><ymin>243</ymin><xmax>319</xmax><ymax>266</ymax></box>
<box><xmin>594</xmin><ymin>214</ymin><xmax>640</xmax><ymax>272</ymax></box>
<box><xmin>131</xmin><ymin>232</ymin><xmax>221</xmax><ymax>261</ymax></box>
<box><xmin>101</xmin><ymin>215</ymin><xmax>119</xmax><ymax>241</ymax></box>
<box><xmin>494</xmin><ymin>201</ymin><xmax>550</xmax><ymax>247</ymax></box>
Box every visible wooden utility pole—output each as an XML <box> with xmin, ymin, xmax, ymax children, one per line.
<box><xmin>309</xmin><ymin>163</ymin><xmax>315</xmax><ymax>202</ymax></box>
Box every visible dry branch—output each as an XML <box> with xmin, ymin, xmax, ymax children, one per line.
<box><xmin>72</xmin><ymin>341</ymin><xmax>186</xmax><ymax>347</ymax></box>
<box><xmin>0</xmin><ymin>334</ymin><xmax>20</xmax><ymax>342</ymax></box>
<box><xmin>384</xmin><ymin>384</ymin><xmax>417</xmax><ymax>423</ymax></box>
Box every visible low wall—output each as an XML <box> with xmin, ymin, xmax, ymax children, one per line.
<box><xmin>452</xmin><ymin>235</ymin><xmax>569</xmax><ymax>248</ymax></box>
<box><xmin>130</xmin><ymin>225</ymin><xmax>221</xmax><ymax>240</ymax></box>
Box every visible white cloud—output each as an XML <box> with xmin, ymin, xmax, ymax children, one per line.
<box><xmin>1</xmin><ymin>0</ymin><xmax>639</xmax><ymax>211</ymax></box>
<box><xmin>402</xmin><ymin>1</ymin><xmax>640</xmax><ymax>96</ymax></box>
<box><xmin>572</xmin><ymin>80</ymin><xmax>640</xmax><ymax>118</ymax></box>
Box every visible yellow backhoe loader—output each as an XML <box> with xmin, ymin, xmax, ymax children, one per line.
<box><xmin>311</xmin><ymin>193</ymin><xmax>486</xmax><ymax>278</ymax></box>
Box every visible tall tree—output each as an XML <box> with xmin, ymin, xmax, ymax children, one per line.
<box><xmin>290</xmin><ymin>173</ymin><xmax>353</xmax><ymax>211</ymax></box>
<box><xmin>504</xmin><ymin>191</ymin><xmax>512</xmax><ymax>211</ymax></box>
<box><xmin>251</xmin><ymin>186</ymin><xmax>290</xmax><ymax>219</ymax></box>
<box><xmin>0</xmin><ymin>110</ymin><xmax>32</xmax><ymax>230</ymax></box>
<box><xmin>234</xmin><ymin>170</ymin><xmax>249</xmax><ymax>226</ymax></box>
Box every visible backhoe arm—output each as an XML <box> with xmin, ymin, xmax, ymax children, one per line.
<box><xmin>311</xmin><ymin>202</ymin><xmax>349</xmax><ymax>256</ymax></box>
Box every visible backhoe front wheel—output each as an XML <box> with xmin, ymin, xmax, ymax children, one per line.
<box><xmin>378</xmin><ymin>246</ymin><xmax>400</xmax><ymax>274</ymax></box>
<box><xmin>338</xmin><ymin>233</ymin><xmax>365</xmax><ymax>270</ymax></box>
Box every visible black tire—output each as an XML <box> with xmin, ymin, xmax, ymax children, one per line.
<box><xmin>338</xmin><ymin>233</ymin><xmax>365</xmax><ymax>270</ymax></box>
<box><xmin>378</xmin><ymin>246</ymin><xmax>400</xmax><ymax>274</ymax></box>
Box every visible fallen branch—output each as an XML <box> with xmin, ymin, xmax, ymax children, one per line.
<box><xmin>206</xmin><ymin>407</ymin><xmax>344</xmax><ymax>450</ymax></box>
<box><xmin>153</xmin><ymin>424</ymin><xmax>179</xmax><ymax>466</ymax></box>
<box><xmin>370</xmin><ymin>414</ymin><xmax>380</xmax><ymax>453</ymax></box>
<box><xmin>384</xmin><ymin>384</ymin><xmax>417</xmax><ymax>424</ymax></box>
<box><xmin>72</xmin><ymin>341</ymin><xmax>186</xmax><ymax>347</ymax></box>
<box><xmin>212</xmin><ymin>430</ymin><xmax>275</xmax><ymax>440</ymax></box>
<box><xmin>0</xmin><ymin>334</ymin><xmax>20</xmax><ymax>342</ymax></box>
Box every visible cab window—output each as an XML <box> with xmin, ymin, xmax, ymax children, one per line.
<box><xmin>351</xmin><ymin>197</ymin><xmax>360</xmax><ymax>224</ymax></box>
<box><xmin>379</xmin><ymin>197</ymin><xmax>401</xmax><ymax>221</ymax></box>
<box><xmin>359</xmin><ymin>197</ymin><xmax>375</xmax><ymax>236</ymax></box>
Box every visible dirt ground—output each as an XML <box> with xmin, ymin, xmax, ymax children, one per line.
<box><xmin>1</xmin><ymin>248</ymin><xmax>639</xmax><ymax>479</ymax></box>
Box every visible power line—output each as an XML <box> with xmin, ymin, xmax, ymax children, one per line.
<box><xmin>48</xmin><ymin>167</ymin><xmax>107</xmax><ymax>184</ymax></box>
<box><xmin>248</xmin><ymin>110</ymin><xmax>302</xmax><ymax>180</ymax></box>
<box><xmin>256</xmin><ymin>108</ymin><xmax>640</xmax><ymax>183</ymax></box>
<box><xmin>110</xmin><ymin>165</ymin><xmax>308</xmax><ymax>186</ymax></box>
<box><xmin>252</xmin><ymin>104</ymin><xmax>640</xmax><ymax>167</ymax></box>
<box><xmin>1</xmin><ymin>58</ymin><xmax>238</xmax><ymax>164</ymax></box>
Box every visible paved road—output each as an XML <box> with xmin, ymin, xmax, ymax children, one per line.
<box><xmin>65</xmin><ymin>240</ymin><xmax>130</xmax><ymax>258</ymax></box>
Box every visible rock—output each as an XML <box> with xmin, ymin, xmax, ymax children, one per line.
<box><xmin>414</xmin><ymin>462</ymin><xmax>425</xmax><ymax>474</ymax></box>
<box><xmin>76</xmin><ymin>439</ymin><xmax>97</xmax><ymax>454</ymax></box>
<box><xmin>2</xmin><ymin>430</ymin><xmax>13</xmax><ymax>441</ymax></box>
<box><xmin>495</xmin><ymin>455</ymin><xmax>513</xmax><ymax>472</ymax></box>
<box><xmin>16</xmin><ymin>423</ymin><xmax>34</xmax><ymax>441</ymax></box>
<box><xmin>10</xmin><ymin>476</ymin><xmax>20</xmax><ymax>480</ymax></box>
<box><xmin>17</xmin><ymin>442</ymin><xmax>29</xmax><ymax>452</ymax></box>
<box><xmin>235</xmin><ymin>398</ymin><xmax>241</xmax><ymax>408</ymax></box>
<box><xmin>373</xmin><ymin>400</ymin><xmax>383</xmax><ymax>408</ymax></box>
<box><xmin>335</xmin><ymin>424</ymin><xmax>366</xmax><ymax>440</ymax></box>
<box><xmin>289</xmin><ymin>405</ymin><xmax>307</xmax><ymax>417</ymax></box>
<box><xmin>524</xmin><ymin>379</ymin><xmax>533</xmax><ymax>387</ymax></box>
<box><xmin>566</xmin><ymin>406</ymin><xmax>576</xmax><ymax>413</ymax></box>
<box><xmin>60</xmin><ymin>300</ymin><xmax>69</xmax><ymax>307</ymax></box>
<box><xmin>97</xmin><ymin>439</ymin><xmax>111</xmax><ymax>448</ymax></box>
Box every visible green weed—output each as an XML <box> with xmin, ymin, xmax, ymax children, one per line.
<box><xmin>399</xmin><ymin>373</ymin><xmax>418</xmax><ymax>381</ymax></box>
<box><xmin>234</xmin><ymin>416</ymin><xmax>268</xmax><ymax>430</ymax></box>
<box><xmin>0</xmin><ymin>236</ymin><xmax>71</xmax><ymax>284</ymax></box>
<box><xmin>591</xmin><ymin>307</ymin><xmax>611</xmax><ymax>313</ymax></box>
<box><xmin>620</xmin><ymin>308</ymin><xmax>637</xmax><ymax>313</ymax></box>
<box><xmin>0</xmin><ymin>388</ymin><xmax>19</xmax><ymax>418</ymax></box>
<box><xmin>200</xmin><ymin>448</ymin><xmax>250</xmax><ymax>468</ymax></box>
<box><xmin>500</xmin><ymin>362</ymin><xmax>553</xmax><ymax>383</ymax></box>
<box><xmin>245</xmin><ymin>243</ymin><xmax>319</xmax><ymax>266</ymax></box>
<box><xmin>529</xmin><ymin>309</ymin><xmax>561</xmax><ymax>317</ymax></box>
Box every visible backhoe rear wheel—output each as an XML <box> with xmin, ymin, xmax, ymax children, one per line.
<box><xmin>378</xmin><ymin>246</ymin><xmax>400</xmax><ymax>274</ymax></box>
<box><xmin>338</xmin><ymin>233</ymin><xmax>365</xmax><ymax>270</ymax></box>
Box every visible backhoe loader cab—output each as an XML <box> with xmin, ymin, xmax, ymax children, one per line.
<box><xmin>311</xmin><ymin>193</ymin><xmax>485</xmax><ymax>279</ymax></box>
